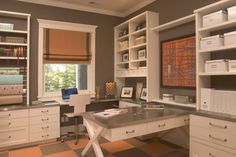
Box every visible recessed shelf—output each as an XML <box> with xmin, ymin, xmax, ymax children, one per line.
<box><xmin>198</xmin><ymin>19</ymin><xmax>236</xmax><ymax>33</ymax></box>
<box><xmin>117</xmin><ymin>34</ymin><xmax>129</xmax><ymax>41</ymax></box>
<box><xmin>0</xmin><ymin>29</ymin><xmax>28</xmax><ymax>34</ymax></box>
<box><xmin>0</xmin><ymin>42</ymin><xmax>27</xmax><ymax>46</ymax></box>
<box><xmin>130</xmin><ymin>59</ymin><xmax>147</xmax><ymax>63</ymax></box>
<box><xmin>199</xmin><ymin>44</ymin><xmax>236</xmax><ymax>53</ymax></box>
<box><xmin>0</xmin><ymin>56</ymin><xmax>27</xmax><ymax>60</ymax></box>
<box><xmin>153</xmin><ymin>99</ymin><xmax>196</xmax><ymax>108</ymax></box>
<box><xmin>199</xmin><ymin>72</ymin><xmax>236</xmax><ymax>76</ymax></box>
<box><xmin>130</xmin><ymin>28</ymin><xmax>146</xmax><ymax>36</ymax></box>
<box><xmin>130</xmin><ymin>43</ymin><xmax>146</xmax><ymax>49</ymax></box>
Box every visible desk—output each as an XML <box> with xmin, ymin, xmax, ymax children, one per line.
<box><xmin>81</xmin><ymin>106</ymin><xmax>190</xmax><ymax>157</ymax></box>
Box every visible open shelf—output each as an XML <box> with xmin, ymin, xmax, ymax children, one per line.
<box><xmin>0</xmin><ymin>29</ymin><xmax>28</xmax><ymax>34</ymax></box>
<box><xmin>198</xmin><ymin>19</ymin><xmax>236</xmax><ymax>33</ymax></box>
<box><xmin>116</xmin><ymin>48</ymin><xmax>129</xmax><ymax>53</ymax></box>
<box><xmin>130</xmin><ymin>28</ymin><xmax>146</xmax><ymax>36</ymax></box>
<box><xmin>152</xmin><ymin>14</ymin><xmax>195</xmax><ymax>32</ymax></box>
<box><xmin>0</xmin><ymin>42</ymin><xmax>27</xmax><ymax>46</ymax></box>
<box><xmin>117</xmin><ymin>34</ymin><xmax>129</xmax><ymax>41</ymax></box>
<box><xmin>199</xmin><ymin>72</ymin><xmax>236</xmax><ymax>76</ymax></box>
<box><xmin>153</xmin><ymin>99</ymin><xmax>196</xmax><ymax>108</ymax></box>
<box><xmin>130</xmin><ymin>43</ymin><xmax>146</xmax><ymax>49</ymax></box>
<box><xmin>0</xmin><ymin>56</ymin><xmax>27</xmax><ymax>60</ymax></box>
<box><xmin>117</xmin><ymin>61</ymin><xmax>129</xmax><ymax>65</ymax></box>
<box><xmin>199</xmin><ymin>44</ymin><xmax>236</xmax><ymax>53</ymax></box>
<box><xmin>130</xmin><ymin>59</ymin><xmax>147</xmax><ymax>63</ymax></box>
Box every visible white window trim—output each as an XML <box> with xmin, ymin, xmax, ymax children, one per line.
<box><xmin>37</xmin><ymin>19</ymin><xmax>97</xmax><ymax>99</ymax></box>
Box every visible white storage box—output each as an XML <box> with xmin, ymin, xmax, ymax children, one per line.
<box><xmin>205</xmin><ymin>59</ymin><xmax>228</xmax><ymax>73</ymax></box>
<box><xmin>201</xmin><ymin>88</ymin><xmax>213</xmax><ymax>111</ymax></box>
<box><xmin>0</xmin><ymin>23</ymin><xmax>14</xmax><ymax>30</ymax></box>
<box><xmin>162</xmin><ymin>94</ymin><xmax>174</xmax><ymax>102</ymax></box>
<box><xmin>228</xmin><ymin>60</ymin><xmax>236</xmax><ymax>72</ymax></box>
<box><xmin>228</xmin><ymin>6</ymin><xmax>236</xmax><ymax>21</ymax></box>
<box><xmin>224</xmin><ymin>31</ymin><xmax>236</xmax><ymax>46</ymax></box>
<box><xmin>200</xmin><ymin>35</ymin><xmax>224</xmax><ymax>50</ymax></box>
<box><xmin>202</xmin><ymin>10</ymin><xmax>227</xmax><ymax>28</ymax></box>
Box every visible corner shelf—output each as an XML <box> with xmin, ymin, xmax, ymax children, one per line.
<box><xmin>152</xmin><ymin>99</ymin><xmax>196</xmax><ymax>108</ymax></box>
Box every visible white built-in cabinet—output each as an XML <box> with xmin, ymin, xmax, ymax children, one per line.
<box><xmin>0</xmin><ymin>106</ymin><xmax>60</xmax><ymax>148</ymax></box>
<box><xmin>114</xmin><ymin>11</ymin><xmax>159</xmax><ymax>102</ymax></box>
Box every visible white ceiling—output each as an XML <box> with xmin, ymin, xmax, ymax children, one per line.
<box><xmin>17</xmin><ymin>0</ymin><xmax>156</xmax><ymax>17</ymax></box>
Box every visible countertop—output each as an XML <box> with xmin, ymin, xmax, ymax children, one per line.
<box><xmin>0</xmin><ymin>102</ymin><xmax>60</xmax><ymax>111</ymax></box>
<box><xmin>82</xmin><ymin>105</ymin><xmax>191</xmax><ymax>129</ymax></box>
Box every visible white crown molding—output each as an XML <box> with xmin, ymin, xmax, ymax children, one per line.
<box><xmin>123</xmin><ymin>0</ymin><xmax>156</xmax><ymax>16</ymax></box>
<box><xmin>17</xmin><ymin>0</ymin><xmax>156</xmax><ymax>17</ymax></box>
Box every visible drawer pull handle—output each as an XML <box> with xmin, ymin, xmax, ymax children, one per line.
<box><xmin>126</xmin><ymin>130</ymin><xmax>135</xmax><ymax>134</ymax></box>
<box><xmin>209</xmin><ymin>134</ymin><xmax>227</xmax><ymax>143</ymax></box>
<box><xmin>42</xmin><ymin>118</ymin><xmax>49</xmax><ymax>121</ymax></box>
<box><xmin>42</xmin><ymin>126</ymin><xmax>49</xmax><ymax>130</ymax></box>
<box><xmin>209</xmin><ymin>122</ymin><xmax>227</xmax><ymax>129</ymax></box>
<box><xmin>184</xmin><ymin>119</ymin><xmax>190</xmax><ymax>122</ymax></box>
<box><xmin>158</xmin><ymin>124</ymin><xmax>166</xmax><ymax>127</ymax></box>
<box><xmin>209</xmin><ymin>153</ymin><xmax>215</xmax><ymax>157</ymax></box>
<box><xmin>41</xmin><ymin>110</ymin><xmax>49</xmax><ymax>113</ymax></box>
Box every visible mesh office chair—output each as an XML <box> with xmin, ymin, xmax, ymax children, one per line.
<box><xmin>64</xmin><ymin>94</ymin><xmax>91</xmax><ymax>144</ymax></box>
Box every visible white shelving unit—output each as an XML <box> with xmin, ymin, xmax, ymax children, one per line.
<box><xmin>114</xmin><ymin>11</ymin><xmax>159</xmax><ymax>102</ymax></box>
<box><xmin>195</xmin><ymin>0</ymin><xmax>236</xmax><ymax>110</ymax></box>
<box><xmin>152</xmin><ymin>14</ymin><xmax>196</xmax><ymax>108</ymax></box>
<box><xmin>0</xmin><ymin>10</ymin><xmax>31</xmax><ymax>105</ymax></box>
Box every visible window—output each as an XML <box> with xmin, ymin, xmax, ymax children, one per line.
<box><xmin>38</xmin><ymin>19</ymin><xmax>97</xmax><ymax>98</ymax></box>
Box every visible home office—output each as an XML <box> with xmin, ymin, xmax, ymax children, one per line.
<box><xmin>1</xmin><ymin>0</ymin><xmax>236</xmax><ymax>157</ymax></box>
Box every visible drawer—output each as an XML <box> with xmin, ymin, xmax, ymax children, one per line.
<box><xmin>0</xmin><ymin>117</ymin><xmax>28</xmax><ymax>129</ymax></box>
<box><xmin>190</xmin><ymin>125</ymin><xmax>236</xmax><ymax>150</ymax></box>
<box><xmin>191</xmin><ymin>115</ymin><xmax>236</xmax><ymax>136</ymax></box>
<box><xmin>30</xmin><ymin>130</ymin><xmax>60</xmax><ymax>142</ymax></box>
<box><xmin>30</xmin><ymin>106</ymin><xmax>59</xmax><ymax>117</ymax></box>
<box><xmin>0</xmin><ymin>109</ymin><xmax>28</xmax><ymax>119</ymax></box>
<box><xmin>190</xmin><ymin>140</ymin><xmax>236</xmax><ymax>157</ymax></box>
<box><xmin>0</xmin><ymin>127</ymin><xmax>29</xmax><ymax>147</ymax></box>
<box><xmin>103</xmin><ymin>124</ymin><xmax>147</xmax><ymax>141</ymax></box>
<box><xmin>30</xmin><ymin>122</ymin><xmax>60</xmax><ymax>133</ymax></box>
<box><xmin>30</xmin><ymin>114</ymin><xmax>59</xmax><ymax>125</ymax></box>
<box><xmin>147</xmin><ymin>115</ymin><xmax>189</xmax><ymax>134</ymax></box>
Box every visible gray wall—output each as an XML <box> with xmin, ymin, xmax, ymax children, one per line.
<box><xmin>126</xmin><ymin>0</ymin><xmax>220</xmax><ymax>98</ymax></box>
<box><xmin>0</xmin><ymin>0</ymin><xmax>123</xmax><ymax>101</ymax></box>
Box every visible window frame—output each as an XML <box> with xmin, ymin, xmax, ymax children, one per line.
<box><xmin>37</xmin><ymin>19</ymin><xmax>97</xmax><ymax>98</ymax></box>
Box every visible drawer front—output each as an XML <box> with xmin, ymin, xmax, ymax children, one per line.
<box><xmin>30</xmin><ymin>114</ymin><xmax>59</xmax><ymax>125</ymax></box>
<box><xmin>29</xmin><ymin>106</ymin><xmax>59</xmax><ymax>117</ymax></box>
<box><xmin>0</xmin><ymin>127</ymin><xmax>29</xmax><ymax>147</ymax></box>
<box><xmin>30</xmin><ymin>130</ymin><xmax>60</xmax><ymax>142</ymax></box>
<box><xmin>107</xmin><ymin>124</ymin><xmax>146</xmax><ymax>141</ymax></box>
<box><xmin>0</xmin><ymin>109</ymin><xmax>28</xmax><ymax>119</ymax></box>
<box><xmin>190</xmin><ymin>140</ymin><xmax>235</xmax><ymax>157</ymax></box>
<box><xmin>30</xmin><ymin>122</ymin><xmax>60</xmax><ymax>133</ymax></box>
<box><xmin>191</xmin><ymin>115</ymin><xmax>236</xmax><ymax>136</ymax></box>
<box><xmin>147</xmin><ymin>116</ymin><xmax>189</xmax><ymax>134</ymax></box>
<box><xmin>0</xmin><ymin>118</ymin><xmax>28</xmax><ymax>129</ymax></box>
<box><xmin>191</xmin><ymin>125</ymin><xmax>236</xmax><ymax>150</ymax></box>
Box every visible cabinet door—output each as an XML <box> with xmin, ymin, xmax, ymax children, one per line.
<box><xmin>30</xmin><ymin>106</ymin><xmax>59</xmax><ymax>117</ymax></box>
<box><xmin>0</xmin><ymin>109</ymin><xmax>28</xmax><ymax>119</ymax></box>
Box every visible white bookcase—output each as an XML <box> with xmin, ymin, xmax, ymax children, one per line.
<box><xmin>195</xmin><ymin>0</ymin><xmax>236</xmax><ymax>111</ymax></box>
<box><xmin>114</xmin><ymin>11</ymin><xmax>159</xmax><ymax>102</ymax></box>
<box><xmin>0</xmin><ymin>10</ymin><xmax>30</xmax><ymax>105</ymax></box>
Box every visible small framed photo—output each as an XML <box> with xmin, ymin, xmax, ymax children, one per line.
<box><xmin>138</xmin><ymin>49</ymin><xmax>146</xmax><ymax>60</ymax></box>
<box><xmin>121</xmin><ymin>87</ymin><xmax>133</xmax><ymax>98</ymax></box>
<box><xmin>140</xmin><ymin>88</ymin><xmax>147</xmax><ymax>100</ymax></box>
<box><xmin>122</xmin><ymin>53</ymin><xmax>129</xmax><ymax>62</ymax></box>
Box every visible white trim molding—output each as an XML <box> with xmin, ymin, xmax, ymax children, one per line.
<box><xmin>37</xmin><ymin>19</ymin><xmax>97</xmax><ymax>98</ymax></box>
<box><xmin>17</xmin><ymin>0</ymin><xmax>155</xmax><ymax>17</ymax></box>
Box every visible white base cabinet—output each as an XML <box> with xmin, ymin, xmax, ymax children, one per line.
<box><xmin>190</xmin><ymin>115</ymin><xmax>236</xmax><ymax>157</ymax></box>
<box><xmin>0</xmin><ymin>106</ymin><xmax>60</xmax><ymax>148</ymax></box>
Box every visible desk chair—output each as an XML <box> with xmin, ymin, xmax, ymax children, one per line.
<box><xmin>64</xmin><ymin>94</ymin><xmax>91</xmax><ymax>144</ymax></box>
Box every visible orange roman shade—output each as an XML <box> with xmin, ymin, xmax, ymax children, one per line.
<box><xmin>43</xmin><ymin>29</ymin><xmax>91</xmax><ymax>64</ymax></box>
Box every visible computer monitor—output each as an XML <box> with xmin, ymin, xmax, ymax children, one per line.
<box><xmin>61</xmin><ymin>88</ymin><xmax>78</xmax><ymax>100</ymax></box>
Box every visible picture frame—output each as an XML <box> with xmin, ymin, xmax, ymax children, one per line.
<box><xmin>140</xmin><ymin>88</ymin><xmax>147</xmax><ymax>100</ymax></box>
<box><xmin>138</xmin><ymin>49</ymin><xmax>146</xmax><ymax>60</ymax></box>
<box><xmin>120</xmin><ymin>87</ymin><xmax>133</xmax><ymax>98</ymax></box>
<box><xmin>122</xmin><ymin>53</ymin><xmax>129</xmax><ymax>62</ymax></box>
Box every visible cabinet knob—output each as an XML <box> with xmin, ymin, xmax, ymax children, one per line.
<box><xmin>9</xmin><ymin>122</ymin><xmax>11</xmax><ymax>126</ymax></box>
<box><xmin>8</xmin><ymin>136</ymin><xmax>11</xmax><ymax>139</ymax></box>
<box><xmin>209</xmin><ymin>153</ymin><xmax>215</xmax><ymax>157</ymax></box>
<box><xmin>209</xmin><ymin>134</ymin><xmax>227</xmax><ymax>143</ymax></box>
<box><xmin>158</xmin><ymin>123</ymin><xmax>166</xmax><ymax>127</ymax></box>
<box><xmin>209</xmin><ymin>122</ymin><xmax>227</xmax><ymax>129</ymax></box>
